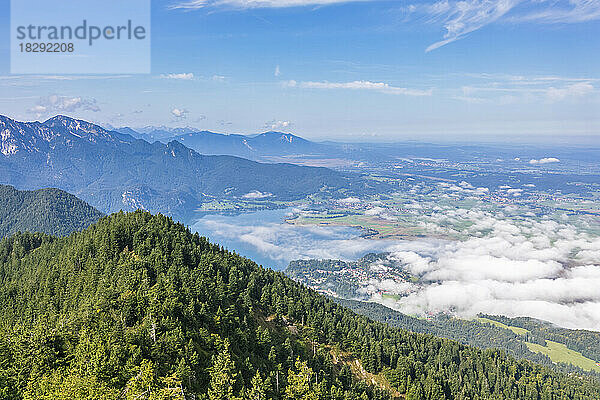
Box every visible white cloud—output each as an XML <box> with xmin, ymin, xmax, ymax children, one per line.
<box><xmin>171</xmin><ymin>108</ymin><xmax>189</xmax><ymax>118</ymax></box>
<box><xmin>529</xmin><ymin>157</ymin><xmax>560</xmax><ymax>164</ymax></box>
<box><xmin>212</xmin><ymin>75</ymin><xmax>226</xmax><ymax>82</ymax></box>
<box><xmin>380</xmin><ymin>211</ymin><xmax>600</xmax><ymax>331</ymax></box>
<box><xmin>191</xmin><ymin>214</ymin><xmax>433</xmax><ymax>265</ymax></box>
<box><xmin>454</xmin><ymin>76</ymin><xmax>596</xmax><ymax>104</ymax></box>
<box><xmin>264</xmin><ymin>120</ymin><xmax>292</xmax><ymax>130</ymax></box>
<box><xmin>275</xmin><ymin>65</ymin><xmax>281</xmax><ymax>77</ymax></box>
<box><xmin>424</xmin><ymin>0</ymin><xmax>520</xmax><ymax>52</ymax></box>
<box><xmin>284</xmin><ymin>80</ymin><xmax>432</xmax><ymax>96</ymax></box>
<box><xmin>506</xmin><ymin>188</ymin><xmax>523</xmax><ymax>196</ymax></box>
<box><xmin>29</xmin><ymin>105</ymin><xmax>48</xmax><ymax>113</ymax></box>
<box><xmin>190</xmin><ymin>201</ymin><xmax>600</xmax><ymax>331</ymax></box>
<box><xmin>359</xmin><ymin>279</ymin><xmax>414</xmax><ymax>296</ymax></box>
<box><xmin>546</xmin><ymin>82</ymin><xmax>594</xmax><ymax>101</ymax></box>
<box><xmin>242</xmin><ymin>190</ymin><xmax>273</xmax><ymax>199</ymax></box>
<box><xmin>28</xmin><ymin>95</ymin><xmax>100</xmax><ymax>117</ymax></box>
<box><xmin>338</xmin><ymin>197</ymin><xmax>361</xmax><ymax>204</ymax></box>
<box><xmin>365</xmin><ymin>206</ymin><xmax>386</xmax><ymax>216</ymax></box>
<box><xmin>404</xmin><ymin>0</ymin><xmax>600</xmax><ymax>51</ymax></box>
<box><xmin>513</xmin><ymin>0</ymin><xmax>600</xmax><ymax>24</ymax></box>
<box><xmin>426</xmin><ymin>255</ymin><xmax>562</xmax><ymax>282</ymax></box>
<box><xmin>170</xmin><ymin>0</ymin><xmax>370</xmax><ymax>9</ymax></box>
<box><xmin>160</xmin><ymin>73</ymin><xmax>195</xmax><ymax>80</ymax></box>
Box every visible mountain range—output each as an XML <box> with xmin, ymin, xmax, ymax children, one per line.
<box><xmin>0</xmin><ymin>115</ymin><xmax>380</xmax><ymax>220</ymax></box>
<box><xmin>114</xmin><ymin>126</ymin><xmax>332</xmax><ymax>161</ymax></box>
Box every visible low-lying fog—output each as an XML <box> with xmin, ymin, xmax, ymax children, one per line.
<box><xmin>190</xmin><ymin>207</ymin><xmax>600</xmax><ymax>332</ymax></box>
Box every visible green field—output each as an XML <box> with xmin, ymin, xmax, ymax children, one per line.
<box><xmin>290</xmin><ymin>213</ymin><xmax>430</xmax><ymax>239</ymax></box>
<box><xmin>476</xmin><ymin>318</ymin><xmax>600</xmax><ymax>372</ymax></box>
<box><xmin>526</xmin><ymin>340</ymin><xmax>600</xmax><ymax>372</ymax></box>
<box><xmin>477</xmin><ymin>317</ymin><xmax>529</xmax><ymax>336</ymax></box>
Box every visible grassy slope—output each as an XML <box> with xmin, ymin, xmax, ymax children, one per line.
<box><xmin>478</xmin><ymin>317</ymin><xmax>529</xmax><ymax>336</ymax></box>
<box><xmin>476</xmin><ymin>318</ymin><xmax>600</xmax><ymax>372</ymax></box>
<box><xmin>527</xmin><ymin>341</ymin><xmax>600</xmax><ymax>373</ymax></box>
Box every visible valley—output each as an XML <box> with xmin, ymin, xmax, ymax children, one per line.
<box><xmin>1</xmin><ymin>1</ymin><xmax>597</xmax><ymax>396</ymax></box>
<box><xmin>1</xmin><ymin>114</ymin><xmax>599</xmax><ymax>399</ymax></box>
<box><xmin>1</xmin><ymin>211</ymin><xmax>599</xmax><ymax>399</ymax></box>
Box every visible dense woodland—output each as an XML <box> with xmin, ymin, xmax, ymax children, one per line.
<box><xmin>483</xmin><ymin>315</ymin><xmax>600</xmax><ymax>366</ymax></box>
<box><xmin>288</xmin><ymin>256</ymin><xmax>600</xmax><ymax>379</ymax></box>
<box><xmin>0</xmin><ymin>185</ymin><xmax>103</xmax><ymax>239</ymax></box>
<box><xmin>0</xmin><ymin>211</ymin><xmax>599</xmax><ymax>399</ymax></box>
<box><xmin>337</xmin><ymin>299</ymin><xmax>600</xmax><ymax>379</ymax></box>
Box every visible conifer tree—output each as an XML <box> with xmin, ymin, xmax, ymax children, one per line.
<box><xmin>208</xmin><ymin>340</ymin><xmax>238</xmax><ymax>400</ymax></box>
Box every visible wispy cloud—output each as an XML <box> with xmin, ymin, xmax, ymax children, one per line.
<box><xmin>170</xmin><ymin>0</ymin><xmax>600</xmax><ymax>51</ymax></box>
<box><xmin>191</xmin><ymin>214</ymin><xmax>426</xmax><ymax>266</ymax></box>
<box><xmin>546</xmin><ymin>82</ymin><xmax>595</xmax><ymax>101</ymax></box>
<box><xmin>404</xmin><ymin>0</ymin><xmax>600</xmax><ymax>51</ymax></box>
<box><xmin>424</xmin><ymin>0</ymin><xmax>520</xmax><ymax>52</ymax></box>
<box><xmin>169</xmin><ymin>0</ymin><xmax>600</xmax><ymax>51</ymax></box>
<box><xmin>169</xmin><ymin>0</ymin><xmax>370</xmax><ymax>9</ymax></box>
<box><xmin>160</xmin><ymin>73</ymin><xmax>195</xmax><ymax>80</ymax></box>
<box><xmin>284</xmin><ymin>80</ymin><xmax>433</xmax><ymax>96</ymax></box>
<box><xmin>453</xmin><ymin>74</ymin><xmax>597</xmax><ymax>103</ymax></box>
<box><xmin>513</xmin><ymin>0</ymin><xmax>600</xmax><ymax>23</ymax></box>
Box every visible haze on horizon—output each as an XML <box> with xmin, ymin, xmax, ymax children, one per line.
<box><xmin>0</xmin><ymin>0</ymin><xmax>598</xmax><ymax>141</ymax></box>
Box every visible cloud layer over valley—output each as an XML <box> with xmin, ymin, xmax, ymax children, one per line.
<box><xmin>369</xmin><ymin>208</ymin><xmax>600</xmax><ymax>331</ymax></box>
<box><xmin>191</xmin><ymin>202</ymin><xmax>600</xmax><ymax>331</ymax></box>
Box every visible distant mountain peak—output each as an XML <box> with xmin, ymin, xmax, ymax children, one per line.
<box><xmin>0</xmin><ymin>114</ymin><xmax>128</xmax><ymax>157</ymax></box>
<box><xmin>43</xmin><ymin>114</ymin><xmax>100</xmax><ymax>130</ymax></box>
<box><xmin>254</xmin><ymin>131</ymin><xmax>310</xmax><ymax>146</ymax></box>
<box><xmin>180</xmin><ymin>130</ymin><xmax>220</xmax><ymax>137</ymax></box>
<box><xmin>43</xmin><ymin>114</ymin><xmax>72</xmax><ymax>123</ymax></box>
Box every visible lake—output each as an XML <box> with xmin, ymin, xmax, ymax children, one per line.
<box><xmin>189</xmin><ymin>208</ymin><xmax>412</xmax><ymax>270</ymax></box>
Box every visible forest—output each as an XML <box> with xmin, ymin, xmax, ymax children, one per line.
<box><xmin>0</xmin><ymin>184</ymin><xmax>103</xmax><ymax>239</ymax></box>
<box><xmin>336</xmin><ymin>299</ymin><xmax>600</xmax><ymax>379</ymax></box>
<box><xmin>0</xmin><ymin>211</ymin><xmax>599</xmax><ymax>399</ymax></box>
<box><xmin>482</xmin><ymin>315</ymin><xmax>600</xmax><ymax>365</ymax></box>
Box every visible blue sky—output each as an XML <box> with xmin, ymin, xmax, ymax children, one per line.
<box><xmin>0</xmin><ymin>0</ymin><xmax>598</xmax><ymax>141</ymax></box>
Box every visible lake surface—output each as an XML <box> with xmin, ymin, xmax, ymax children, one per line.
<box><xmin>189</xmin><ymin>208</ymin><xmax>413</xmax><ymax>270</ymax></box>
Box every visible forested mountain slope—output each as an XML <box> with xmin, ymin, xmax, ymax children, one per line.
<box><xmin>0</xmin><ymin>184</ymin><xmax>103</xmax><ymax>238</ymax></box>
<box><xmin>335</xmin><ymin>298</ymin><xmax>600</xmax><ymax>379</ymax></box>
<box><xmin>0</xmin><ymin>211</ymin><xmax>598</xmax><ymax>399</ymax></box>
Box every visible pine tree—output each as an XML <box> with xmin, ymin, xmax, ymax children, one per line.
<box><xmin>285</xmin><ymin>358</ymin><xmax>318</xmax><ymax>400</ymax></box>
<box><xmin>248</xmin><ymin>370</ymin><xmax>267</xmax><ymax>400</ymax></box>
<box><xmin>208</xmin><ymin>340</ymin><xmax>238</xmax><ymax>400</ymax></box>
